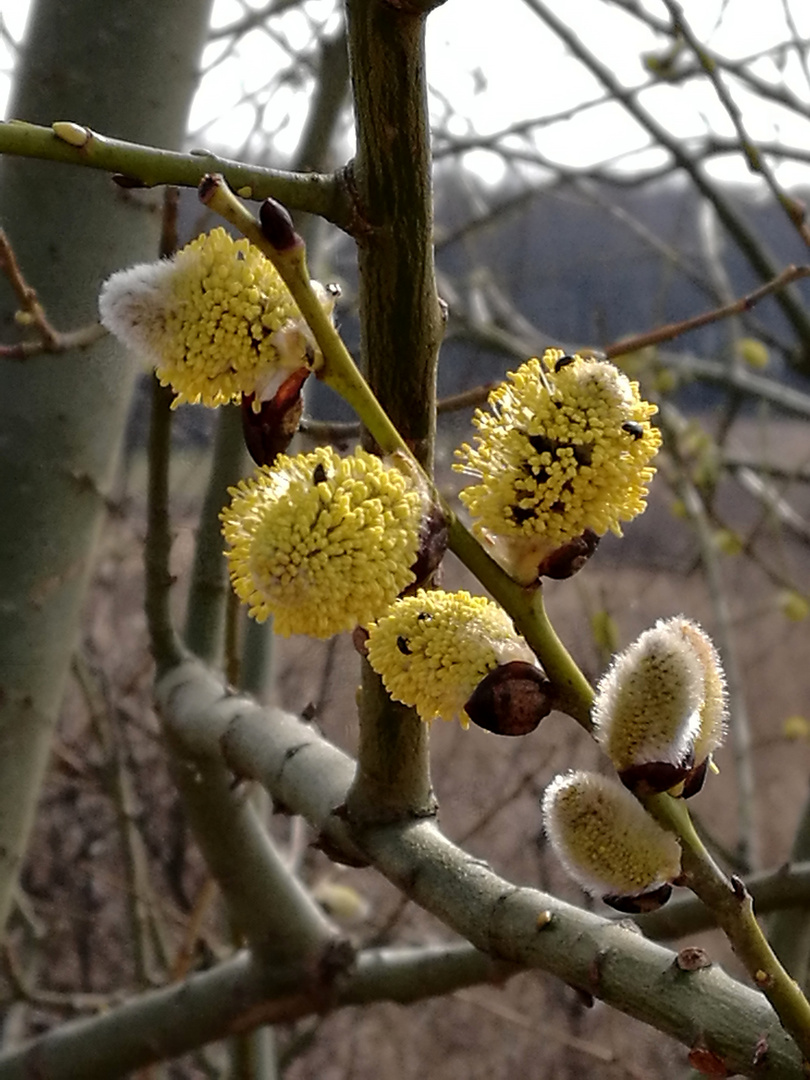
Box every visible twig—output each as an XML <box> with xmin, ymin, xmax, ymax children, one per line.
<box><xmin>0</xmin><ymin>944</ymin><xmax>515</xmax><ymax>1080</ymax></box>
<box><xmin>72</xmin><ymin>653</ymin><xmax>165</xmax><ymax>986</ymax></box>
<box><xmin>454</xmin><ymin>988</ymin><xmax>646</xmax><ymax>1076</ymax></box>
<box><xmin>0</xmin><ymin>229</ymin><xmax>106</xmax><ymax>358</ymax></box>
<box><xmin>239</xmin><ymin>617</ymin><xmax>276</xmax><ymax>701</ymax></box>
<box><xmin>298</xmin><ymin>380</ymin><xmax>502</xmax><ymax>441</ymax></box>
<box><xmin>169</xmin><ymin>878</ymin><xmax>219</xmax><ymax>982</ymax></box>
<box><xmin>604</xmin><ymin>265</ymin><xmax>810</xmax><ymax>359</ymax></box>
<box><xmin>144</xmin><ymin>375</ymin><xmax>184</xmax><ymax>673</ymax></box>
<box><xmin>661</xmin><ymin>0</ymin><xmax>810</xmax><ymax>249</ymax></box>
<box><xmin>647</xmin><ymin>794</ymin><xmax>810</xmax><ymax>1060</ymax></box>
<box><xmin>184</xmin><ymin>405</ymin><xmax>246</xmax><ymax>665</ymax></box>
<box><xmin>2</xmin><ymin>943</ymin><xmax>116</xmax><ymax>1013</ymax></box>
<box><xmin>768</xmin><ymin>784</ymin><xmax>810</xmax><ymax>982</ymax></box>
<box><xmin>638</xmin><ymin>861</ymin><xmax>810</xmax><ymax>940</ymax></box>
<box><xmin>207</xmin><ymin>0</ymin><xmax>303</xmax><ymax>41</ymax></box>
<box><xmin>521</xmin><ymin>0</ymin><xmax>810</xmax><ymax>362</ymax></box>
<box><xmin>0</xmin><ymin>121</ymin><xmax>352</xmax><ymax>230</ymax></box>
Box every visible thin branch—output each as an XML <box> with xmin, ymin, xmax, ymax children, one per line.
<box><xmin>606</xmin><ymin>0</ymin><xmax>810</xmax><ymax>115</ymax></box>
<box><xmin>768</xmin><ymin>784</ymin><xmax>810</xmax><ymax>982</ymax></box>
<box><xmin>0</xmin><ymin>944</ymin><xmax>512</xmax><ymax>1080</ymax></box>
<box><xmin>661</xmin><ymin>0</ymin><xmax>810</xmax><ymax>249</ymax></box>
<box><xmin>208</xmin><ymin>0</ymin><xmax>305</xmax><ymax>41</ymax></box>
<box><xmin>0</xmin><ymin>121</ymin><xmax>353</xmax><ymax>230</ymax></box>
<box><xmin>162</xmin><ymin>730</ymin><xmax>338</xmax><ymax>963</ymax></box>
<box><xmin>454</xmin><ymin>988</ymin><xmax>647</xmax><ymax>1077</ymax></box>
<box><xmin>2</xmin><ymin>944</ymin><xmax>116</xmax><ymax>1014</ymax></box>
<box><xmin>184</xmin><ymin>405</ymin><xmax>246</xmax><ymax>665</ymax></box>
<box><xmin>0</xmin><ymin>229</ymin><xmax>106</xmax><ymax>357</ymax></box>
<box><xmin>638</xmin><ymin>862</ymin><xmax>810</xmax><ymax>940</ymax></box>
<box><xmin>521</xmin><ymin>0</ymin><xmax>810</xmax><ymax>363</ymax></box>
<box><xmin>604</xmin><ymin>265</ymin><xmax>810</xmax><ymax>359</ymax></box>
<box><xmin>659</xmin><ymin>406</ymin><xmax>758</xmax><ymax>870</ymax></box>
<box><xmin>144</xmin><ymin>376</ymin><xmax>184</xmax><ymax>673</ymax></box>
<box><xmin>72</xmin><ymin>653</ymin><xmax>165</xmax><ymax>986</ymax></box>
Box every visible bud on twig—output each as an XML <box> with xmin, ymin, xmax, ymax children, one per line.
<box><xmin>465</xmin><ymin>660</ymin><xmax>553</xmax><ymax>736</ymax></box>
<box><xmin>259</xmin><ymin>198</ymin><xmax>303</xmax><ymax>252</ymax></box>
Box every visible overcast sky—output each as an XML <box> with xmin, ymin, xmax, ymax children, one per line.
<box><xmin>2</xmin><ymin>0</ymin><xmax>810</xmax><ymax>187</ymax></box>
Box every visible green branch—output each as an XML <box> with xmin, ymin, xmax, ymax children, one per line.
<box><xmin>144</xmin><ymin>377</ymin><xmax>184</xmax><ymax>673</ymax></box>
<box><xmin>0</xmin><ymin>121</ymin><xmax>353</xmax><ymax>230</ymax></box>
<box><xmin>0</xmin><ymin>944</ymin><xmax>510</xmax><ymax>1080</ymax></box>
<box><xmin>184</xmin><ymin>404</ymin><xmax>246</xmax><ymax>665</ymax></box>
<box><xmin>151</xmin><ymin>658</ymin><xmax>806</xmax><ymax>1079</ymax></box>
<box><xmin>638</xmin><ymin>861</ymin><xmax>810</xmax><ymax>940</ymax></box>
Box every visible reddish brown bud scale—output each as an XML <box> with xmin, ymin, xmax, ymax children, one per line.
<box><xmin>618</xmin><ymin>752</ymin><xmax>694</xmax><ymax>796</ymax></box>
<box><xmin>602</xmin><ymin>883</ymin><xmax>673</xmax><ymax>914</ymax></box>
<box><xmin>241</xmin><ymin>367</ymin><xmax>310</xmax><ymax>467</ymax></box>
<box><xmin>680</xmin><ymin>757</ymin><xmax>709</xmax><ymax>798</ymax></box>
<box><xmin>688</xmin><ymin>1041</ymin><xmax>731</xmax><ymax>1077</ymax></box>
<box><xmin>537</xmin><ymin>529</ymin><xmax>600</xmax><ymax>580</ymax></box>
<box><xmin>352</xmin><ymin>626</ymin><xmax>370</xmax><ymax>657</ymax></box>
<box><xmin>198</xmin><ymin>173</ymin><xmax>223</xmax><ymax>205</ymax></box>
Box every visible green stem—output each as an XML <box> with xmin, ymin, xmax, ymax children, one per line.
<box><xmin>200</xmin><ymin>177</ymin><xmax>597</xmax><ymax>728</ymax></box>
<box><xmin>647</xmin><ymin>792</ymin><xmax>810</xmax><ymax>1061</ymax></box>
<box><xmin>768</xmin><ymin>781</ymin><xmax>810</xmax><ymax>983</ymax></box>
<box><xmin>201</xmin><ymin>177</ymin><xmax>407</xmax><ymax>453</ymax></box>
<box><xmin>145</xmin><ymin>378</ymin><xmax>184</xmax><ymax>673</ymax></box>
<box><xmin>0</xmin><ymin>121</ymin><xmax>351</xmax><ymax>228</ymax></box>
<box><xmin>445</xmin><ymin>516</ymin><xmax>594</xmax><ymax>728</ymax></box>
<box><xmin>184</xmin><ymin>404</ymin><xmax>246</xmax><ymax>665</ymax></box>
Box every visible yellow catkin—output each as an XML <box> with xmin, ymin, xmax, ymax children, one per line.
<box><xmin>221</xmin><ymin>446</ymin><xmax>424</xmax><ymax>638</ymax></box>
<box><xmin>454</xmin><ymin>349</ymin><xmax>660</xmax><ymax>580</ymax></box>
<box><xmin>366</xmin><ymin>588</ymin><xmax>537</xmax><ymax>726</ymax></box>
<box><xmin>100</xmin><ymin>228</ymin><xmax>334</xmax><ymax>407</ymax></box>
<box><xmin>543</xmin><ymin>770</ymin><xmax>682</xmax><ymax>899</ymax></box>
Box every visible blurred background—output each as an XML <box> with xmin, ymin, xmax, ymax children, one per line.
<box><xmin>2</xmin><ymin>1</ymin><xmax>810</xmax><ymax>1076</ymax></box>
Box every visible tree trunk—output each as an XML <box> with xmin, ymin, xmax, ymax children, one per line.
<box><xmin>0</xmin><ymin>0</ymin><xmax>214</xmax><ymax>936</ymax></box>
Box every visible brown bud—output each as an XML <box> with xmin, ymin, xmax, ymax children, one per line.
<box><xmin>602</xmin><ymin>882</ymin><xmax>673</xmax><ymax>914</ymax></box>
<box><xmin>730</xmin><ymin>875</ymin><xmax>748</xmax><ymax>901</ymax></box>
<box><xmin>676</xmin><ymin>946</ymin><xmax>712</xmax><ymax>972</ymax></box>
<box><xmin>618</xmin><ymin>752</ymin><xmax>694</xmax><ymax>796</ymax></box>
<box><xmin>241</xmin><ymin>367</ymin><xmax>309</xmax><ymax>467</ymax></box>
<box><xmin>352</xmin><ymin>626</ymin><xmax>370</xmax><ymax>657</ymax></box>
<box><xmin>410</xmin><ymin>504</ymin><xmax>448</xmax><ymax>586</ymax></box>
<box><xmin>465</xmin><ymin>660</ymin><xmax>553</xmax><ymax>736</ymax></box>
<box><xmin>537</xmin><ymin>529</ymin><xmax>600</xmax><ymax>580</ymax></box>
<box><xmin>198</xmin><ymin>173</ymin><xmax>223</xmax><ymax>204</ymax></box>
<box><xmin>259</xmin><ymin>197</ymin><xmax>301</xmax><ymax>251</ymax></box>
<box><xmin>680</xmin><ymin>757</ymin><xmax>709</xmax><ymax>799</ymax></box>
